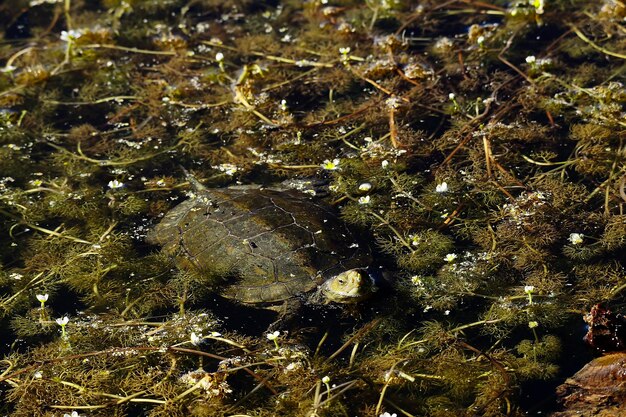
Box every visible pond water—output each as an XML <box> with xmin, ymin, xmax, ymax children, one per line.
<box><xmin>1</xmin><ymin>1</ymin><xmax>625</xmax><ymax>416</ymax></box>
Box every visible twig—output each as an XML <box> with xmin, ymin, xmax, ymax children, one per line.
<box><xmin>571</xmin><ymin>25</ymin><xmax>626</xmax><ymax>60</ymax></box>
<box><xmin>324</xmin><ymin>319</ymin><xmax>381</xmax><ymax>363</ymax></box>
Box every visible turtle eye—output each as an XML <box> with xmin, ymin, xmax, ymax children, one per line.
<box><xmin>337</xmin><ymin>278</ymin><xmax>346</xmax><ymax>285</ymax></box>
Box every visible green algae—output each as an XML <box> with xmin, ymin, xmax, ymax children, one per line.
<box><xmin>0</xmin><ymin>0</ymin><xmax>625</xmax><ymax>416</ymax></box>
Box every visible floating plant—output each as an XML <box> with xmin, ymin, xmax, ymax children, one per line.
<box><xmin>0</xmin><ymin>1</ymin><xmax>625</xmax><ymax>416</ymax></box>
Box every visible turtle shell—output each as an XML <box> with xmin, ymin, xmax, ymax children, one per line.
<box><xmin>147</xmin><ymin>186</ymin><xmax>371</xmax><ymax>304</ymax></box>
<box><xmin>554</xmin><ymin>352</ymin><xmax>626</xmax><ymax>416</ymax></box>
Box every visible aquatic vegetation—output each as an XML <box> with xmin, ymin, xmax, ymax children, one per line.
<box><xmin>1</xmin><ymin>0</ymin><xmax>625</xmax><ymax>415</ymax></box>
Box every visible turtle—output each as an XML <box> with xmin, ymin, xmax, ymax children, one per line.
<box><xmin>554</xmin><ymin>352</ymin><xmax>626</xmax><ymax>416</ymax></box>
<box><xmin>553</xmin><ymin>304</ymin><xmax>626</xmax><ymax>416</ymax></box>
<box><xmin>146</xmin><ymin>172</ymin><xmax>376</xmax><ymax>315</ymax></box>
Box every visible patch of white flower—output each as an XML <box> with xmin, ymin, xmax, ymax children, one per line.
<box><xmin>56</xmin><ymin>316</ymin><xmax>69</xmax><ymax>326</ymax></box>
<box><xmin>190</xmin><ymin>332</ymin><xmax>202</xmax><ymax>346</ymax></box>
<box><xmin>435</xmin><ymin>182</ymin><xmax>448</xmax><ymax>193</ymax></box>
<box><xmin>60</xmin><ymin>29</ymin><xmax>83</xmax><ymax>42</ymax></box>
<box><xmin>444</xmin><ymin>253</ymin><xmax>457</xmax><ymax>262</ymax></box>
<box><xmin>266</xmin><ymin>331</ymin><xmax>280</xmax><ymax>341</ymax></box>
<box><xmin>321</xmin><ymin>158</ymin><xmax>340</xmax><ymax>171</ymax></box>
<box><xmin>568</xmin><ymin>233</ymin><xmax>583</xmax><ymax>245</ymax></box>
<box><xmin>358</xmin><ymin>182</ymin><xmax>372</xmax><ymax>192</ymax></box>
<box><xmin>107</xmin><ymin>180</ymin><xmax>124</xmax><ymax>189</ymax></box>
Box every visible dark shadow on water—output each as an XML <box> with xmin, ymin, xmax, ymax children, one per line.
<box><xmin>521</xmin><ymin>315</ymin><xmax>593</xmax><ymax>415</ymax></box>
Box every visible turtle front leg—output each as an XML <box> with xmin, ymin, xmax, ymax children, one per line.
<box><xmin>266</xmin><ymin>298</ymin><xmax>303</xmax><ymax>332</ymax></box>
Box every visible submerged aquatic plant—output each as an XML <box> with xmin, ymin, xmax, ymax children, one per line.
<box><xmin>0</xmin><ymin>0</ymin><xmax>625</xmax><ymax>416</ymax></box>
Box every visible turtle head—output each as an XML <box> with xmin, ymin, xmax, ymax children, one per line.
<box><xmin>321</xmin><ymin>269</ymin><xmax>377</xmax><ymax>303</ymax></box>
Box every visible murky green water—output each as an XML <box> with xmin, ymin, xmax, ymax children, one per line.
<box><xmin>1</xmin><ymin>1</ymin><xmax>625</xmax><ymax>416</ymax></box>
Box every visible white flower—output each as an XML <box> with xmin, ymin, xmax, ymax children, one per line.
<box><xmin>435</xmin><ymin>182</ymin><xmax>448</xmax><ymax>193</ymax></box>
<box><xmin>266</xmin><ymin>331</ymin><xmax>280</xmax><ymax>341</ymax></box>
<box><xmin>107</xmin><ymin>180</ymin><xmax>124</xmax><ymax>189</ymax></box>
<box><xmin>358</xmin><ymin>182</ymin><xmax>372</xmax><ymax>192</ymax></box>
<box><xmin>56</xmin><ymin>316</ymin><xmax>69</xmax><ymax>326</ymax></box>
<box><xmin>476</xmin><ymin>35</ymin><xmax>485</xmax><ymax>45</ymax></box>
<box><xmin>34</xmin><ymin>371</ymin><xmax>43</xmax><ymax>379</ymax></box>
<box><xmin>9</xmin><ymin>272</ymin><xmax>23</xmax><ymax>280</ymax></box>
<box><xmin>215</xmin><ymin>52</ymin><xmax>224</xmax><ymax>62</ymax></box>
<box><xmin>321</xmin><ymin>158</ymin><xmax>340</xmax><ymax>171</ymax></box>
<box><xmin>321</xmin><ymin>375</ymin><xmax>330</xmax><ymax>384</ymax></box>
<box><xmin>568</xmin><ymin>233</ymin><xmax>583</xmax><ymax>245</ymax></box>
<box><xmin>63</xmin><ymin>411</ymin><xmax>81</xmax><ymax>417</ymax></box>
<box><xmin>444</xmin><ymin>253</ymin><xmax>457</xmax><ymax>262</ymax></box>
<box><xmin>448</xmin><ymin>93</ymin><xmax>455</xmax><ymax>100</ymax></box>
<box><xmin>528</xmin><ymin>321</ymin><xmax>539</xmax><ymax>329</ymax></box>
<box><xmin>381</xmin><ymin>160</ymin><xmax>389</xmax><ymax>169</ymax></box>
<box><xmin>280</xmin><ymin>99</ymin><xmax>288</xmax><ymax>111</ymax></box>
<box><xmin>385</xmin><ymin>96</ymin><xmax>401</xmax><ymax>109</ymax></box>
<box><xmin>60</xmin><ymin>30</ymin><xmax>81</xmax><ymax>42</ymax></box>
<box><xmin>339</xmin><ymin>47</ymin><xmax>351</xmax><ymax>63</ymax></box>
<box><xmin>379</xmin><ymin>412</ymin><xmax>397</xmax><ymax>417</ymax></box>
<box><xmin>190</xmin><ymin>332</ymin><xmax>202</xmax><ymax>346</ymax></box>
<box><xmin>525</xmin><ymin>55</ymin><xmax>536</xmax><ymax>64</ymax></box>
<box><xmin>358</xmin><ymin>195</ymin><xmax>371</xmax><ymax>205</ymax></box>
<box><xmin>524</xmin><ymin>285</ymin><xmax>534</xmax><ymax>294</ymax></box>
<box><xmin>36</xmin><ymin>294</ymin><xmax>49</xmax><ymax>303</ymax></box>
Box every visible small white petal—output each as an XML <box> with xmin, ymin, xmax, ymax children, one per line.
<box><xmin>190</xmin><ymin>332</ymin><xmax>202</xmax><ymax>346</ymax></box>
<box><xmin>266</xmin><ymin>330</ymin><xmax>280</xmax><ymax>340</ymax></box>
<box><xmin>358</xmin><ymin>182</ymin><xmax>372</xmax><ymax>192</ymax></box>
<box><xmin>321</xmin><ymin>159</ymin><xmax>340</xmax><ymax>171</ymax></box>
<box><xmin>435</xmin><ymin>182</ymin><xmax>448</xmax><ymax>193</ymax></box>
<box><xmin>107</xmin><ymin>180</ymin><xmax>124</xmax><ymax>189</ymax></box>
<box><xmin>444</xmin><ymin>253</ymin><xmax>457</xmax><ymax>262</ymax></box>
<box><xmin>568</xmin><ymin>233</ymin><xmax>583</xmax><ymax>245</ymax></box>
